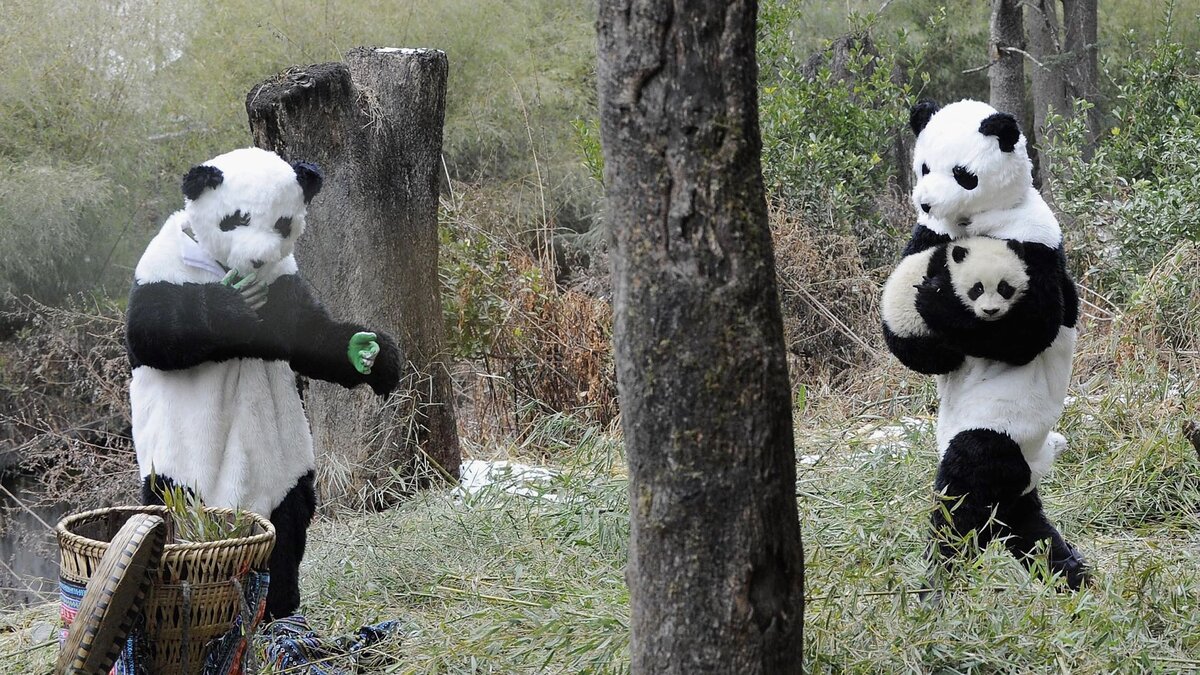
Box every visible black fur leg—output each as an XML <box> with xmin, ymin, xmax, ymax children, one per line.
<box><xmin>928</xmin><ymin>429</ymin><xmax>1031</xmax><ymax>578</ymax></box>
<box><xmin>265</xmin><ymin>471</ymin><xmax>317</xmax><ymax>620</ymax></box>
<box><xmin>141</xmin><ymin>474</ymin><xmax>186</xmax><ymax>505</ymax></box>
<box><xmin>997</xmin><ymin>489</ymin><xmax>1090</xmax><ymax>590</ymax></box>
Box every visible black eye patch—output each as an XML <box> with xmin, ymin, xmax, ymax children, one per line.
<box><xmin>921</xmin><ymin>163</ymin><xmax>930</xmax><ymax>176</ymax></box>
<box><xmin>968</xmin><ymin>282</ymin><xmax>984</xmax><ymax>301</ymax></box>
<box><xmin>275</xmin><ymin>216</ymin><xmax>293</xmax><ymax>238</ymax></box>
<box><xmin>219</xmin><ymin>210</ymin><xmax>251</xmax><ymax>231</ymax></box>
<box><xmin>997</xmin><ymin>280</ymin><xmax>1016</xmax><ymax>299</ymax></box>
<box><xmin>953</xmin><ymin>166</ymin><xmax>978</xmax><ymax>190</ymax></box>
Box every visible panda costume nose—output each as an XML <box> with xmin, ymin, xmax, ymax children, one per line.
<box><xmin>920</xmin><ymin>203</ymin><xmax>931</xmax><ymax>213</ymax></box>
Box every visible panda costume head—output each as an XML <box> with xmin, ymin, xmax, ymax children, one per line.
<box><xmin>179</xmin><ymin>147</ymin><xmax>323</xmax><ymax>279</ymax></box>
<box><xmin>908</xmin><ymin>99</ymin><xmax>1060</xmax><ymax>248</ymax></box>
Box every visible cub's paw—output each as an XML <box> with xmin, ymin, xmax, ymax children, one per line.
<box><xmin>1044</xmin><ymin>432</ymin><xmax>1069</xmax><ymax>459</ymax></box>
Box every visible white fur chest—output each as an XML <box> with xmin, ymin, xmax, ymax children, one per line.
<box><xmin>935</xmin><ymin>326</ymin><xmax>1077</xmax><ymax>491</ymax></box>
<box><xmin>130</xmin><ymin>357</ymin><xmax>315</xmax><ymax>516</ymax></box>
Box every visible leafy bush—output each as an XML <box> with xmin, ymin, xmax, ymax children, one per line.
<box><xmin>0</xmin><ymin>160</ymin><xmax>111</xmax><ymax>300</ymax></box>
<box><xmin>1046</xmin><ymin>35</ymin><xmax>1200</xmax><ymax>296</ymax></box>
<box><xmin>440</xmin><ymin>185</ymin><xmax>616</xmax><ymax>431</ymax></box>
<box><xmin>758</xmin><ymin>4</ymin><xmax>917</xmax><ymax>270</ymax></box>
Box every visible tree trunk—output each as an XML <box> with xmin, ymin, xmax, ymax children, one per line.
<box><xmin>246</xmin><ymin>48</ymin><xmax>460</xmax><ymax>508</ymax></box>
<box><xmin>988</xmin><ymin>0</ymin><xmax>1026</xmax><ymax>118</ymax></box>
<box><xmin>596</xmin><ymin>2</ymin><xmax>805</xmax><ymax>673</ymax></box>
<box><xmin>1062</xmin><ymin>0</ymin><xmax>1100</xmax><ymax>153</ymax></box>
<box><xmin>1024</xmin><ymin>0</ymin><xmax>1070</xmax><ymax>186</ymax></box>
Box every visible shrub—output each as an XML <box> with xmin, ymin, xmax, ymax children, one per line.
<box><xmin>0</xmin><ymin>160</ymin><xmax>111</xmax><ymax>300</ymax></box>
<box><xmin>1046</xmin><ymin>34</ymin><xmax>1200</xmax><ymax>297</ymax></box>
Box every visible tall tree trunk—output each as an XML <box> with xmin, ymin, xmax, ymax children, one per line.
<box><xmin>1024</xmin><ymin>0</ymin><xmax>1070</xmax><ymax>187</ymax></box>
<box><xmin>988</xmin><ymin>0</ymin><xmax>1026</xmax><ymax>118</ymax></box>
<box><xmin>596</xmin><ymin>2</ymin><xmax>805</xmax><ymax>673</ymax></box>
<box><xmin>246</xmin><ymin>48</ymin><xmax>460</xmax><ymax>508</ymax></box>
<box><xmin>1062</xmin><ymin>0</ymin><xmax>1100</xmax><ymax>154</ymax></box>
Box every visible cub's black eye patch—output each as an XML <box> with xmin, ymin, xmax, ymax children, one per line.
<box><xmin>920</xmin><ymin>163</ymin><xmax>930</xmax><ymax>176</ymax></box>
<box><xmin>953</xmin><ymin>166</ymin><xmax>978</xmax><ymax>190</ymax></box>
<box><xmin>997</xmin><ymin>280</ymin><xmax>1016</xmax><ymax>299</ymax></box>
<box><xmin>219</xmin><ymin>210</ymin><xmax>251</xmax><ymax>231</ymax></box>
<box><xmin>275</xmin><ymin>216</ymin><xmax>293</xmax><ymax>238</ymax></box>
<box><xmin>968</xmin><ymin>282</ymin><xmax>984</xmax><ymax>301</ymax></box>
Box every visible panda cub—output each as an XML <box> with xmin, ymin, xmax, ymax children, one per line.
<box><xmin>882</xmin><ymin>236</ymin><xmax>1029</xmax><ymax>347</ymax></box>
<box><xmin>126</xmin><ymin>147</ymin><xmax>402</xmax><ymax>618</ymax></box>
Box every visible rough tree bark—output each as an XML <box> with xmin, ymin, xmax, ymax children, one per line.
<box><xmin>597</xmin><ymin>1</ymin><xmax>805</xmax><ymax>673</ymax></box>
<box><xmin>1062</xmin><ymin>0</ymin><xmax>1100</xmax><ymax>151</ymax></box>
<box><xmin>246</xmin><ymin>48</ymin><xmax>460</xmax><ymax>508</ymax></box>
<box><xmin>988</xmin><ymin>0</ymin><xmax>1026</xmax><ymax>118</ymax></box>
<box><xmin>1024</xmin><ymin>0</ymin><xmax>1101</xmax><ymax>180</ymax></box>
<box><xmin>1024</xmin><ymin>0</ymin><xmax>1070</xmax><ymax>186</ymax></box>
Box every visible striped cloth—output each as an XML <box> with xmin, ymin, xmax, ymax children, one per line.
<box><xmin>260</xmin><ymin>615</ymin><xmax>406</xmax><ymax>674</ymax></box>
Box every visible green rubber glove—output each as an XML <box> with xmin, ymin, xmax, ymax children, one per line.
<box><xmin>219</xmin><ymin>269</ymin><xmax>267</xmax><ymax>311</ymax></box>
<box><xmin>348</xmin><ymin>331</ymin><xmax>380</xmax><ymax>374</ymax></box>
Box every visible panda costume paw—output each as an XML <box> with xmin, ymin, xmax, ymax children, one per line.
<box><xmin>363</xmin><ymin>330</ymin><xmax>402</xmax><ymax>397</ymax></box>
<box><xmin>127</xmin><ymin>147</ymin><xmax>403</xmax><ymax>619</ymax></box>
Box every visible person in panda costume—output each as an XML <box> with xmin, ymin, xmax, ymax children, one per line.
<box><xmin>125</xmin><ymin>147</ymin><xmax>401</xmax><ymax>618</ymax></box>
<box><xmin>881</xmin><ymin>99</ymin><xmax>1088</xmax><ymax>590</ymax></box>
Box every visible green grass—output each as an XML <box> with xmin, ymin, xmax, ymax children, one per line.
<box><xmin>4</xmin><ymin>354</ymin><xmax>1199</xmax><ymax>673</ymax></box>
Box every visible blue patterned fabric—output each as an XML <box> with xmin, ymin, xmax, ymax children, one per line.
<box><xmin>261</xmin><ymin>615</ymin><xmax>406</xmax><ymax>674</ymax></box>
<box><xmin>202</xmin><ymin>570</ymin><xmax>271</xmax><ymax>674</ymax></box>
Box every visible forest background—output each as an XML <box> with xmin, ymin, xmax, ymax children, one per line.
<box><xmin>2</xmin><ymin>0</ymin><xmax>1200</xmax><ymax>671</ymax></box>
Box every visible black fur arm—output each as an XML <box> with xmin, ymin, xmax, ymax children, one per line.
<box><xmin>126</xmin><ymin>280</ymin><xmax>265</xmax><ymax>370</ymax></box>
<box><xmin>882</xmin><ymin>325</ymin><xmax>966</xmax><ymax>374</ymax></box>
<box><xmin>883</xmin><ymin>231</ymin><xmax>964</xmax><ymax>374</ymax></box>
<box><xmin>916</xmin><ymin>244</ymin><xmax>1064</xmax><ymax>366</ymax></box>
<box><xmin>1059</xmin><ymin>248</ymin><xmax>1079</xmax><ymax>328</ymax></box>
<box><xmin>902</xmin><ymin>223</ymin><xmax>951</xmax><ymax>257</ymax></box>
<box><xmin>263</xmin><ymin>275</ymin><xmax>402</xmax><ymax>396</ymax></box>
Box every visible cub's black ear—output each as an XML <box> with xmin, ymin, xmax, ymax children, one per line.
<box><xmin>181</xmin><ymin>165</ymin><xmax>223</xmax><ymax>201</ymax></box>
<box><xmin>980</xmin><ymin>112</ymin><xmax>1020</xmax><ymax>152</ymax></box>
<box><xmin>1006</xmin><ymin>238</ymin><xmax>1026</xmax><ymax>257</ymax></box>
<box><xmin>910</xmin><ymin>100</ymin><xmax>940</xmax><ymax>137</ymax></box>
<box><xmin>293</xmin><ymin>162</ymin><xmax>323</xmax><ymax>204</ymax></box>
<box><xmin>951</xmin><ymin>245</ymin><xmax>969</xmax><ymax>264</ymax></box>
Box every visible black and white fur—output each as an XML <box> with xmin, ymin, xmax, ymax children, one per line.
<box><xmin>126</xmin><ymin>147</ymin><xmax>401</xmax><ymax>618</ymax></box>
<box><xmin>883</xmin><ymin>236</ymin><xmax>1033</xmax><ymax>351</ymax></box>
<box><xmin>886</xmin><ymin>100</ymin><xmax>1086</xmax><ymax>589</ymax></box>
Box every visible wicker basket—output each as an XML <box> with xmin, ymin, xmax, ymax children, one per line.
<box><xmin>58</xmin><ymin>505</ymin><xmax>276</xmax><ymax>674</ymax></box>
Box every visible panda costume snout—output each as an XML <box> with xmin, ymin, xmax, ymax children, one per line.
<box><xmin>126</xmin><ymin>147</ymin><xmax>402</xmax><ymax>618</ymax></box>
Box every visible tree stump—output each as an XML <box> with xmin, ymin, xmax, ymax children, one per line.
<box><xmin>246</xmin><ymin>47</ymin><xmax>459</xmax><ymax>508</ymax></box>
<box><xmin>598</xmin><ymin>1</ymin><xmax>805</xmax><ymax>672</ymax></box>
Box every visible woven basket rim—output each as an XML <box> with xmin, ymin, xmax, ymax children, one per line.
<box><xmin>57</xmin><ymin>505</ymin><xmax>275</xmax><ymax>553</ymax></box>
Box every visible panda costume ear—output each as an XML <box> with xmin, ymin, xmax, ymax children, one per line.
<box><xmin>181</xmin><ymin>165</ymin><xmax>224</xmax><ymax>201</ymax></box>
<box><xmin>910</xmin><ymin>100</ymin><xmax>940</xmax><ymax>137</ymax></box>
<box><xmin>293</xmin><ymin>162</ymin><xmax>323</xmax><ymax>204</ymax></box>
<box><xmin>979</xmin><ymin>113</ymin><xmax>1021</xmax><ymax>152</ymax></box>
<box><xmin>951</xmin><ymin>245</ymin><xmax>969</xmax><ymax>264</ymax></box>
